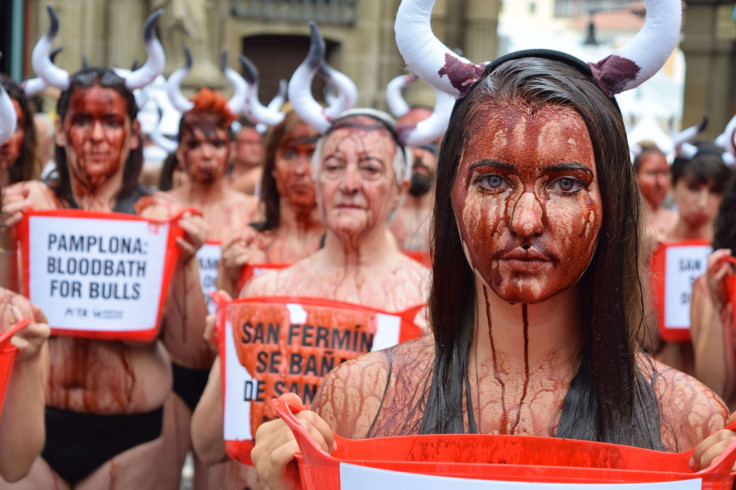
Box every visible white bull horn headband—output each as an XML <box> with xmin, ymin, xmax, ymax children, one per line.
<box><xmin>21</xmin><ymin>46</ymin><xmax>63</xmax><ymax>97</ymax></box>
<box><xmin>287</xmin><ymin>22</ymin><xmax>333</xmax><ymax>133</ymax></box>
<box><xmin>716</xmin><ymin>113</ymin><xmax>736</xmax><ymax>162</ymax></box>
<box><xmin>166</xmin><ymin>48</ymin><xmax>195</xmax><ymax>113</ymax></box>
<box><xmin>318</xmin><ymin>61</ymin><xmax>358</xmax><ymax>120</ymax></box>
<box><xmin>31</xmin><ymin>6</ymin><xmax>165</xmax><ymax>91</ymax></box>
<box><xmin>239</xmin><ymin>55</ymin><xmax>285</xmax><ymax>127</ymax></box>
<box><xmin>386</xmin><ymin>74</ymin><xmax>417</xmax><ymax>118</ymax></box>
<box><xmin>256</xmin><ymin>79</ymin><xmax>288</xmax><ymax>134</ymax></box>
<box><xmin>395</xmin><ymin>0</ymin><xmax>681</xmax><ymax>99</ymax></box>
<box><xmin>165</xmin><ymin>49</ymin><xmax>248</xmax><ymax>118</ymax></box>
<box><xmin>673</xmin><ymin>114</ymin><xmax>708</xmax><ymax>156</ymax></box>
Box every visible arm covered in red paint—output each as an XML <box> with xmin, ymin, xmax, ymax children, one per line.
<box><xmin>251</xmin><ymin>393</ymin><xmax>335</xmax><ymax>490</ymax></box>
<box><xmin>0</xmin><ymin>292</ymin><xmax>50</xmax><ymax>482</ymax></box>
<box><xmin>190</xmin><ymin>359</ymin><xmax>229</xmax><ymax>465</ymax></box>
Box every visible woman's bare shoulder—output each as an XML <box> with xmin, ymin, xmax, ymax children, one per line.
<box><xmin>239</xmin><ymin>260</ymin><xmax>312</xmax><ymax>298</ymax></box>
<box><xmin>643</xmin><ymin>356</ymin><xmax>729</xmax><ymax>451</ymax></box>
<box><xmin>312</xmin><ymin>335</ymin><xmax>434</xmax><ymax>439</ymax></box>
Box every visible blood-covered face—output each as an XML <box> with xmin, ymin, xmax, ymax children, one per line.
<box><xmin>671</xmin><ymin>174</ymin><xmax>722</xmax><ymax>231</ymax></box>
<box><xmin>178</xmin><ymin>126</ymin><xmax>230</xmax><ymax>185</ymax></box>
<box><xmin>452</xmin><ymin>103</ymin><xmax>603</xmax><ymax>304</ymax></box>
<box><xmin>234</xmin><ymin>127</ymin><xmax>262</xmax><ymax>168</ymax></box>
<box><xmin>56</xmin><ymin>85</ymin><xmax>139</xmax><ymax>189</ymax></box>
<box><xmin>273</xmin><ymin>122</ymin><xmax>319</xmax><ymax>208</ymax></box>
<box><xmin>0</xmin><ymin>99</ymin><xmax>24</xmax><ymax>171</ymax></box>
<box><xmin>317</xmin><ymin>118</ymin><xmax>406</xmax><ymax>239</ymax></box>
<box><xmin>636</xmin><ymin>151</ymin><xmax>670</xmax><ymax>207</ymax></box>
<box><xmin>398</xmin><ymin>107</ymin><xmax>438</xmax><ymax>177</ymax></box>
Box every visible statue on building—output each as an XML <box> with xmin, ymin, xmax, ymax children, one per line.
<box><xmin>152</xmin><ymin>0</ymin><xmax>227</xmax><ymax>87</ymax></box>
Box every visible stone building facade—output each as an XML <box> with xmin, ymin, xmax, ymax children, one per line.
<box><xmin>17</xmin><ymin>0</ymin><xmax>501</xmax><ymax>111</ymax></box>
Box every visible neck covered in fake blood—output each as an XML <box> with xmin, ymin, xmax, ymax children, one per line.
<box><xmin>68</xmin><ymin>165</ymin><xmax>126</xmax><ymax>212</ymax></box>
<box><xmin>472</xmin><ymin>274</ymin><xmax>583</xmax><ymax>377</ymax></box>
<box><xmin>468</xmin><ymin>276</ymin><xmax>583</xmax><ymax>435</ymax></box>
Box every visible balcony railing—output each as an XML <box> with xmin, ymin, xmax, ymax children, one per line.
<box><xmin>232</xmin><ymin>0</ymin><xmax>360</xmax><ymax>25</ymax></box>
<box><xmin>554</xmin><ymin>0</ymin><xmax>634</xmax><ymax>17</ymax></box>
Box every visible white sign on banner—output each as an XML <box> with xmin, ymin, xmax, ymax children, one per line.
<box><xmin>664</xmin><ymin>244</ymin><xmax>712</xmax><ymax>329</ymax></box>
<box><xmin>223</xmin><ymin>317</ymin><xmax>254</xmax><ymax>441</ymax></box>
<box><xmin>197</xmin><ymin>242</ymin><xmax>221</xmax><ymax>315</ymax></box>
<box><xmin>27</xmin><ymin>215</ymin><xmax>170</xmax><ymax>332</ymax></box>
<box><xmin>339</xmin><ymin>464</ymin><xmax>702</xmax><ymax>490</ymax></box>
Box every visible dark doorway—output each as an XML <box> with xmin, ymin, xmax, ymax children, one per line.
<box><xmin>0</xmin><ymin>1</ymin><xmax>14</xmax><ymax>76</ymax></box>
<box><xmin>241</xmin><ymin>34</ymin><xmax>340</xmax><ymax>104</ymax></box>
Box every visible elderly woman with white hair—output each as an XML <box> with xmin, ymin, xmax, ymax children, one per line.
<box><xmin>190</xmin><ymin>108</ymin><xmax>429</xmax><ymax>489</ymax></box>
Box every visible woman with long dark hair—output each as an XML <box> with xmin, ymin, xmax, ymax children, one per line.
<box><xmin>217</xmin><ymin>110</ymin><xmax>324</xmax><ymax>296</ymax></box>
<box><xmin>0</xmin><ymin>74</ymin><xmax>41</xmax><ymax>188</ymax></box>
<box><xmin>250</xmin><ymin>0</ymin><xmax>734</xmax><ymax>486</ymax></box>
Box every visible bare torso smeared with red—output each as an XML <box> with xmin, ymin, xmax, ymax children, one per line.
<box><xmin>192</xmin><ymin>114</ymin><xmax>429</xmax><ymax>489</ymax></box>
<box><xmin>153</xmin><ymin>90</ymin><xmax>260</xmax><ymax>490</ymax></box>
<box><xmin>0</xmin><ymin>288</ymin><xmax>49</xmax><ymax>483</ymax></box>
<box><xmin>0</xmin><ymin>84</ymin><xmax>208</xmax><ymax>490</ymax></box>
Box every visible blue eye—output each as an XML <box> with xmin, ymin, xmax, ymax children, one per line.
<box><xmin>476</xmin><ymin>174</ymin><xmax>509</xmax><ymax>191</ymax></box>
<box><xmin>550</xmin><ymin>177</ymin><xmax>584</xmax><ymax>193</ymax></box>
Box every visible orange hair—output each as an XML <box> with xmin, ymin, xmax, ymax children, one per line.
<box><xmin>188</xmin><ymin>87</ymin><xmax>236</xmax><ymax>126</ymax></box>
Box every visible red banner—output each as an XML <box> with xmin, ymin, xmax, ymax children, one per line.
<box><xmin>18</xmin><ymin>208</ymin><xmax>186</xmax><ymax>341</ymax></box>
<box><xmin>271</xmin><ymin>398</ymin><xmax>736</xmax><ymax>490</ymax></box>
<box><xmin>722</xmin><ymin>256</ymin><xmax>736</xmax><ymax>338</ymax></box>
<box><xmin>197</xmin><ymin>241</ymin><xmax>222</xmax><ymax>315</ymax></box>
<box><xmin>214</xmin><ymin>294</ymin><xmax>424</xmax><ymax>465</ymax></box>
<box><xmin>0</xmin><ymin>319</ymin><xmax>29</xmax><ymax>416</ymax></box>
<box><xmin>651</xmin><ymin>240</ymin><xmax>712</xmax><ymax>342</ymax></box>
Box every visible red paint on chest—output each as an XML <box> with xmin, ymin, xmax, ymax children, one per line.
<box><xmin>509</xmin><ymin>303</ymin><xmax>530</xmax><ymax>434</ymax></box>
<box><xmin>483</xmin><ymin>285</ymin><xmax>508</xmax><ymax>433</ymax></box>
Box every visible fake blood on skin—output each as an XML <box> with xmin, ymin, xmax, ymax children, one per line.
<box><xmin>482</xmin><ymin>287</ymin><xmax>530</xmax><ymax>435</ymax></box>
<box><xmin>438</xmin><ymin>53</ymin><xmax>485</xmax><ymax>95</ymax></box>
<box><xmin>510</xmin><ymin>303</ymin><xmax>530</xmax><ymax>434</ymax></box>
<box><xmin>452</xmin><ymin>103</ymin><xmax>602</xmax><ymax>304</ymax></box>
<box><xmin>483</xmin><ymin>285</ymin><xmax>508</xmax><ymax>433</ymax></box>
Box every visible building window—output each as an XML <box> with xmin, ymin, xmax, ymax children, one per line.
<box><xmin>232</xmin><ymin>0</ymin><xmax>360</xmax><ymax>25</ymax></box>
<box><xmin>554</xmin><ymin>0</ymin><xmax>632</xmax><ymax>17</ymax></box>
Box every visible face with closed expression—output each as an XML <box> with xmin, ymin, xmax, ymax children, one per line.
<box><xmin>56</xmin><ymin>85</ymin><xmax>139</xmax><ymax>189</ymax></box>
<box><xmin>636</xmin><ymin>151</ymin><xmax>670</xmax><ymax>207</ymax></box>
<box><xmin>178</xmin><ymin>125</ymin><xmax>230</xmax><ymax>185</ymax></box>
<box><xmin>0</xmin><ymin>99</ymin><xmax>24</xmax><ymax>171</ymax></box>
<box><xmin>234</xmin><ymin>127</ymin><xmax>263</xmax><ymax>168</ymax></box>
<box><xmin>273</xmin><ymin>122</ymin><xmax>319</xmax><ymax>208</ymax></box>
<box><xmin>671</xmin><ymin>174</ymin><xmax>722</xmax><ymax>231</ymax></box>
<box><xmin>317</xmin><ymin>117</ymin><xmax>406</xmax><ymax>239</ymax></box>
<box><xmin>452</xmin><ymin>103</ymin><xmax>603</xmax><ymax>304</ymax></box>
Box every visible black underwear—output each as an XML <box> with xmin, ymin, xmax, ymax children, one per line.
<box><xmin>171</xmin><ymin>362</ymin><xmax>210</xmax><ymax>412</ymax></box>
<box><xmin>41</xmin><ymin>405</ymin><xmax>163</xmax><ymax>485</ymax></box>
